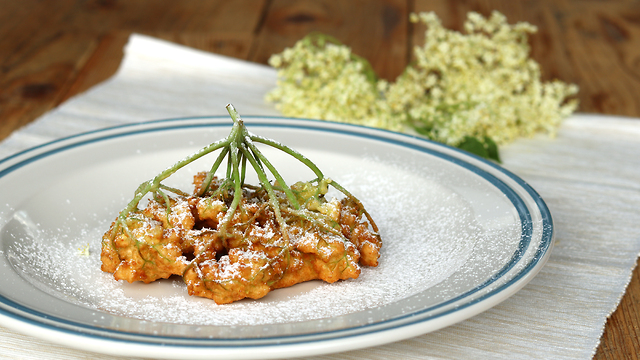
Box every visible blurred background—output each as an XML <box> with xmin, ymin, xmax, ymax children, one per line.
<box><xmin>1</xmin><ymin>1</ymin><xmax>639</xmax><ymax>358</ymax></box>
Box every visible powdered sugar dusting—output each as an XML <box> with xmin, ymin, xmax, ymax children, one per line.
<box><xmin>2</xmin><ymin>157</ymin><xmax>519</xmax><ymax>326</ymax></box>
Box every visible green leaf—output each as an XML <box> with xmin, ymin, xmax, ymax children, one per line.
<box><xmin>482</xmin><ymin>136</ymin><xmax>501</xmax><ymax>163</ymax></box>
<box><xmin>413</xmin><ymin>125</ymin><xmax>433</xmax><ymax>138</ymax></box>
<box><xmin>456</xmin><ymin>136</ymin><xmax>501</xmax><ymax>163</ymax></box>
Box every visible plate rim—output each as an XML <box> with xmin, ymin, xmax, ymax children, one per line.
<box><xmin>0</xmin><ymin>116</ymin><xmax>554</xmax><ymax>358</ymax></box>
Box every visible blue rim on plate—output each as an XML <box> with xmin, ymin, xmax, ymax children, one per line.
<box><xmin>0</xmin><ymin>116</ymin><xmax>553</xmax><ymax>358</ymax></box>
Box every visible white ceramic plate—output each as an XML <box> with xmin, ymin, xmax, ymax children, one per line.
<box><xmin>0</xmin><ymin>117</ymin><xmax>553</xmax><ymax>359</ymax></box>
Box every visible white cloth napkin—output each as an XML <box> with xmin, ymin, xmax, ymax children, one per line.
<box><xmin>1</xmin><ymin>34</ymin><xmax>640</xmax><ymax>360</ymax></box>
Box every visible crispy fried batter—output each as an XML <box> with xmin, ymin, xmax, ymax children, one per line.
<box><xmin>101</xmin><ymin>173</ymin><xmax>381</xmax><ymax>304</ymax></box>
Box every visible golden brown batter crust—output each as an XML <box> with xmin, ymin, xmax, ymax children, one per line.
<box><xmin>101</xmin><ymin>174</ymin><xmax>381</xmax><ymax>304</ymax></box>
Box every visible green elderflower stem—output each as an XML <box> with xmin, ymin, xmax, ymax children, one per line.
<box><xmin>244</xmin><ymin>139</ymin><xmax>300</xmax><ymax>209</ymax></box>
<box><xmin>198</xmin><ymin>147</ymin><xmax>229</xmax><ymax>196</ymax></box>
<box><xmin>111</xmin><ymin>104</ymin><xmax>377</xmax><ymax>247</ymax></box>
<box><xmin>239</xmin><ymin>145</ymin><xmax>289</xmax><ymax>236</ymax></box>
<box><xmin>217</xmin><ymin>132</ymin><xmax>245</xmax><ymax>236</ymax></box>
<box><xmin>325</xmin><ymin>179</ymin><xmax>379</xmax><ymax>233</ymax></box>
<box><xmin>250</xmin><ymin>135</ymin><xmax>324</xmax><ymax>181</ymax></box>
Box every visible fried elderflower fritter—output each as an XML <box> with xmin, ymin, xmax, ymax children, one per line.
<box><xmin>100</xmin><ymin>104</ymin><xmax>381</xmax><ymax>304</ymax></box>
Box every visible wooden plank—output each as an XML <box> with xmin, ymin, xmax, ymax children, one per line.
<box><xmin>555</xmin><ymin>1</ymin><xmax>640</xmax><ymax>117</ymax></box>
<box><xmin>59</xmin><ymin>0</ymin><xmax>269</xmax><ymax>101</ymax></box>
<box><xmin>250</xmin><ymin>0</ymin><xmax>410</xmax><ymax>81</ymax></box>
<box><xmin>0</xmin><ymin>1</ymin><xmax>97</xmax><ymax>139</ymax></box>
<box><xmin>596</xmin><ymin>262</ymin><xmax>640</xmax><ymax>360</ymax></box>
<box><xmin>60</xmin><ymin>31</ymin><xmax>256</xmax><ymax>103</ymax></box>
<box><xmin>0</xmin><ymin>31</ymin><xmax>98</xmax><ymax>140</ymax></box>
<box><xmin>0</xmin><ymin>0</ymin><xmax>270</xmax><ymax>140</ymax></box>
<box><xmin>53</xmin><ymin>0</ymin><xmax>268</xmax><ymax>33</ymax></box>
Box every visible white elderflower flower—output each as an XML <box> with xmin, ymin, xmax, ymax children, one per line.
<box><xmin>387</xmin><ymin>10</ymin><xmax>578</xmax><ymax>152</ymax></box>
<box><xmin>265</xmin><ymin>11</ymin><xmax>578</xmax><ymax>161</ymax></box>
<box><xmin>264</xmin><ymin>33</ymin><xmax>399</xmax><ymax>131</ymax></box>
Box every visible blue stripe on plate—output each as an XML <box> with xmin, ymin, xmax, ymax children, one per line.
<box><xmin>0</xmin><ymin>116</ymin><xmax>553</xmax><ymax>348</ymax></box>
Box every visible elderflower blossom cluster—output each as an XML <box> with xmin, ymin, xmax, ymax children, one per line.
<box><xmin>265</xmin><ymin>34</ymin><xmax>397</xmax><ymax>130</ymax></box>
<box><xmin>387</xmin><ymin>11</ymin><xmax>579</xmax><ymax>146</ymax></box>
<box><xmin>265</xmin><ymin>11</ymin><xmax>578</xmax><ymax>148</ymax></box>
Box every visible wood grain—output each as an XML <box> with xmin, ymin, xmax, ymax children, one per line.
<box><xmin>0</xmin><ymin>0</ymin><xmax>268</xmax><ymax>139</ymax></box>
<box><xmin>0</xmin><ymin>1</ymin><xmax>639</xmax><ymax>358</ymax></box>
<box><xmin>250</xmin><ymin>0</ymin><xmax>409</xmax><ymax>80</ymax></box>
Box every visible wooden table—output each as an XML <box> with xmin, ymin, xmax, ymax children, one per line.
<box><xmin>1</xmin><ymin>1</ymin><xmax>638</xmax><ymax>358</ymax></box>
